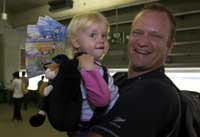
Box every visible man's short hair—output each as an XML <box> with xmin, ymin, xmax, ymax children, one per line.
<box><xmin>138</xmin><ymin>3</ymin><xmax>176</xmax><ymax>41</ymax></box>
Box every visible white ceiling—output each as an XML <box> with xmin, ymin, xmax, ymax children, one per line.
<box><xmin>0</xmin><ymin>0</ymin><xmax>152</xmax><ymax>27</ymax></box>
<box><xmin>0</xmin><ymin>0</ymin><xmax>48</xmax><ymax>13</ymax></box>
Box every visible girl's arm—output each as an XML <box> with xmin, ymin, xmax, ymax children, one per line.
<box><xmin>80</xmin><ymin>68</ymin><xmax>110</xmax><ymax>107</ymax></box>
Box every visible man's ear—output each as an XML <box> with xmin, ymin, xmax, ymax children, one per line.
<box><xmin>167</xmin><ymin>39</ymin><xmax>175</xmax><ymax>55</ymax></box>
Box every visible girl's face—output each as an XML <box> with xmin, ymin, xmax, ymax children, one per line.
<box><xmin>72</xmin><ymin>22</ymin><xmax>109</xmax><ymax>61</ymax></box>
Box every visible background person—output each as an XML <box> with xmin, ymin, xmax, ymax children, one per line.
<box><xmin>11</xmin><ymin>71</ymin><xmax>24</xmax><ymax>122</ymax></box>
<box><xmin>37</xmin><ymin>75</ymin><xmax>45</xmax><ymax>95</ymax></box>
<box><xmin>87</xmin><ymin>3</ymin><xmax>180</xmax><ymax>137</ymax></box>
<box><xmin>21</xmin><ymin>71</ymin><xmax>29</xmax><ymax>110</ymax></box>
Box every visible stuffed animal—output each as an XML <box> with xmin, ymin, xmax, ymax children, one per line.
<box><xmin>30</xmin><ymin>58</ymin><xmax>61</xmax><ymax>127</ymax></box>
<box><xmin>30</xmin><ymin>53</ymin><xmax>83</xmax><ymax>132</ymax></box>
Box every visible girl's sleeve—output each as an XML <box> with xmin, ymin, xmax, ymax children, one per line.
<box><xmin>80</xmin><ymin>68</ymin><xmax>111</xmax><ymax>107</ymax></box>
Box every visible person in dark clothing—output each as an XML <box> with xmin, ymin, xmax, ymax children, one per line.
<box><xmin>21</xmin><ymin>71</ymin><xmax>29</xmax><ymax>110</ymax></box>
<box><xmin>87</xmin><ymin>3</ymin><xmax>180</xmax><ymax>137</ymax></box>
<box><xmin>37</xmin><ymin>75</ymin><xmax>45</xmax><ymax>95</ymax></box>
<box><xmin>38</xmin><ymin>76</ymin><xmax>44</xmax><ymax>89</ymax></box>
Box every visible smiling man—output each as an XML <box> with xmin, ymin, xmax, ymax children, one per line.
<box><xmin>87</xmin><ymin>3</ymin><xmax>180</xmax><ymax>137</ymax></box>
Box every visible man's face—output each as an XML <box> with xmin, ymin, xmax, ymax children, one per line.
<box><xmin>128</xmin><ymin>10</ymin><xmax>174</xmax><ymax>73</ymax></box>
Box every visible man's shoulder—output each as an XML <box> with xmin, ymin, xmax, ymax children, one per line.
<box><xmin>124</xmin><ymin>76</ymin><xmax>171</xmax><ymax>88</ymax></box>
<box><xmin>142</xmin><ymin>77</ymin><xmax>178</xmax><ymax>94</ymax></box>
<box><xmin>120</xmin><ymin>76</ymin><xmax>178</xmax><ymax>98</ymax></box>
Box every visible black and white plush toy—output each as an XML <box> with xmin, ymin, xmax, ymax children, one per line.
<box><xmin>29</xmin><ymin>54</ymin><xmax>82</xmax><ymax>131</ymax></box>
<box><xmin>29</xmin><ymin>64</ymin><xmax>58</xmax><ymax>127</ymax></box>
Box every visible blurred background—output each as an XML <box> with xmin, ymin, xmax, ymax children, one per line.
<box><xmin>0</xmin><ymin>0</ymin><xmax>200</xmax><ymax>137</ymax></box>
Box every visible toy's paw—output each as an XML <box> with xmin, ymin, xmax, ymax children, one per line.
<box><xmin>43</xmin><ymin>85</ymin><xmax>53</xmax><ymax>96</ymax></box>
<box><xmin>29</xmin><ymin>114</ymin><xmax>46</xmax><ymax>127</ymax></box>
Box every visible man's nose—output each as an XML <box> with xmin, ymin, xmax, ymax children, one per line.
<box><xmin>137</xmin><ymin>34</ymin><xmax>150</xmax><ymax>46</ymax></box>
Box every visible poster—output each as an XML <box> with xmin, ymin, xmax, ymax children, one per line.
<box><xmin>25</xmin><ymin>17</ymin><xmax>67</xmax><ymax>78</ymax></box>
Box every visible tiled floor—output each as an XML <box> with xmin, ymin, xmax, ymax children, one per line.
<box><xmin>0</xmin><ymin>103</ymin><xmax>67</xmax><ymax>137</ymax></box>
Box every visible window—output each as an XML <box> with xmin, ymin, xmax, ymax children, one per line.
<box><xmin>109</xmin><ymin>67</ymin><xmax>200</xmax><ymax>93</ymax></box>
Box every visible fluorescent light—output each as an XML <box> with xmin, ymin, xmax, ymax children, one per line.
<box><xmin>1</xmin><ymin>12</ymin><xmax>7</xmax><ymax>20</ymax></box>
<box><xmin>23</xmin><ymin>67</ymin><xmax>200</xmax><ymax>93</ymax></box>
<box><xmin>109</xmin><ymin>67</ymin><xmax>200</xmax><ymax>93</ymax></box>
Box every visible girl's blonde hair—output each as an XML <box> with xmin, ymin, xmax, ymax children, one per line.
<box><xmin>67</xmin><ymin>11</ymin><xmax>110</xmax><ymax>54</ymax></box>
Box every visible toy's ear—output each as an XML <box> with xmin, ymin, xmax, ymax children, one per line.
<box><xmin>45</xmin><ymin>63</ymin><xmax>60</xmax><ymax>71</ymax></box>
<box><xmin>38</xmin><ymin>82</ymin><xmax>48</xmax><ymax>96</ymax></box>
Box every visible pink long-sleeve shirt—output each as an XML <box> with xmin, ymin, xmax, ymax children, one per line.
<box><xmin>79</xmin><ymin>65</ymin><xmax>119</xmax><ymax>122</ymax></box>
<box><xmin>80</xmin><ymin>68</ymin><xmax>110</xmax><ymax>107</ymax></box>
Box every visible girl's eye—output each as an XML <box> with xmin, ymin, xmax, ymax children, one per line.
<box><xmin>88</xmin><ymin>32</ymin><xmax>108</xmax><ymax>40</ymax></box>
<box><xmin>90</xmin><ymin>33</ymin><xmax>97</xmax><ymax>38</ymax></box>
<box><xmin>101</xmin><ymin>34</ymin><xmax>107</xmax><ymax>39</ymax></box>
<box><xmin>103</xmin><ymin>33</ymin><xmax>108</xmax><ymax>38</ymax></box>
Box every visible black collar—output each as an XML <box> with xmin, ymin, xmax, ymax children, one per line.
<box><xmin>123</xmin><ymin>66</ymin><xmax>165</xmax><ymax>86</ymax></box>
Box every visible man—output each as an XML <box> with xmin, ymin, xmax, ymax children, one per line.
<box><xmin>87</xmin><ymin>3</ymin><xmax>180</xmax><ymax>137</ymax></box>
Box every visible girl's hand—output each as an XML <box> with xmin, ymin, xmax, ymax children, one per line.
<box><xmin>78</xmin><ymin>54</ymin><xmax>95</xmax><ymax>70</ymax></box>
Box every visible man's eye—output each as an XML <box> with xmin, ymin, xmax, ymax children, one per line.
<box><xmin>132</xmin><ymin>30</ymin><xmax>143</xmax><ymax>35</ymax></box>
<box><xmin>151</xmin><ymin>33</ymin><xmax>163</xmax><ymax>39</ymax></box>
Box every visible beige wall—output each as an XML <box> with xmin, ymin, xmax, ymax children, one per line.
<box><xmin>0</xmin><ymin>34</ymin><xmax>4</xmax><ymax>82</ymax></box>
<box><xmin>0</xmin><ymin>21</ymin><xmax>26</xmax><ymax>88</ymax></box>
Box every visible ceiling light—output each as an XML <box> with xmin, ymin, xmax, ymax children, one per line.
<box><xmin>1</xmin><ymin>0</ymin><xmax>7</xmax><ymax>20</ymax></box>
<box><xmin>1</xmin><ymin>12</ymin><xmax>7</xmax><ymax>20</ymax></box>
